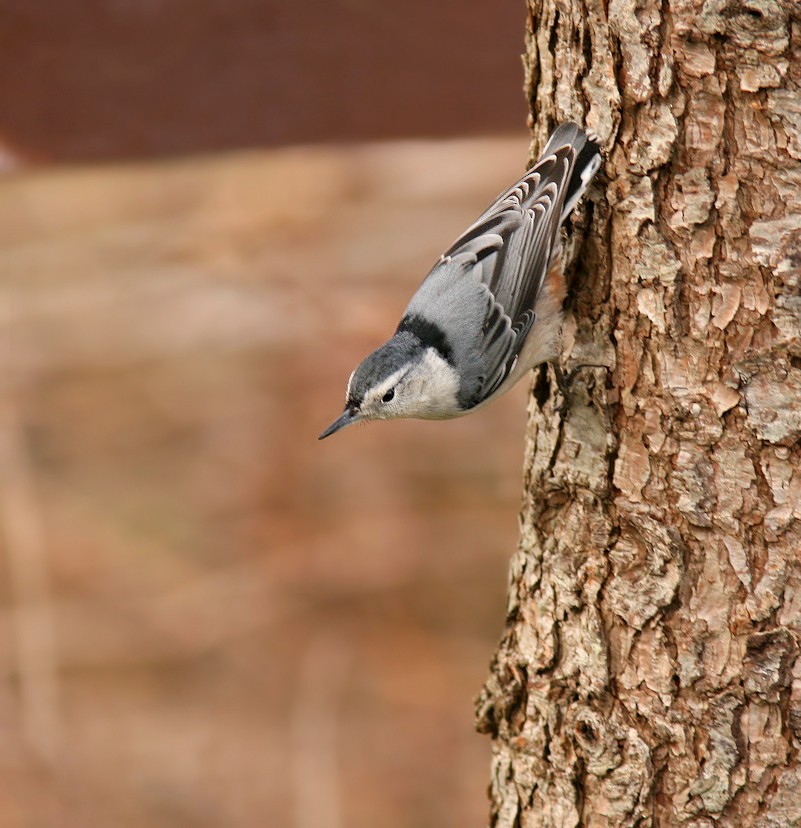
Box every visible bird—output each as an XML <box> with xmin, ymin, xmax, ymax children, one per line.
<box><xmin>319</xmin><ymin>122</ymin><xmax>602</xmax><ymax>440</ymax></box>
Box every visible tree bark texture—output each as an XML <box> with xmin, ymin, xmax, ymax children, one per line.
<box><xmin>477</xmin><ymin>1</ymin><xmax>801</xmax><ymax>825</ymax></box>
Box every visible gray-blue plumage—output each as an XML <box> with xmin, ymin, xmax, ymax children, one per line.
<box><xmin>320</xmin><ymin>122</ymin><xmax>601</xmax><ymax>439</ymax></box>
<box><xmin>345</xmin><ymin>331</ymin><xmax>425</xmax><ymax>408</ymax></box>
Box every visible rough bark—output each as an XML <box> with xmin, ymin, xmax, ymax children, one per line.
<box><xmin>477</xmin><ymin>1</ymin><xmax>801</xmax><ymax>825</ymax></box>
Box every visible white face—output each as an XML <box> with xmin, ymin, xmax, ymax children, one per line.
<box><xmin>355</xmin><ymin>349</ymin><xmax>461</xmax><ymax>423</ymax></box>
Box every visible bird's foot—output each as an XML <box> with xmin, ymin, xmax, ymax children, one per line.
<box><xmin>553</xmin><ymin>362</ymin><xmax>610</xmax><ymax>418</ymax></box>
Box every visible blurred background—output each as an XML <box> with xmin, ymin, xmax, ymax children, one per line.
<box><xmin>0</xmin><ymin>2</ymin><xmax>533</xmax><ymax>826</ymax></box>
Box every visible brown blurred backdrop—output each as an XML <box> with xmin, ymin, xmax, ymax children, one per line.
<box><xmin>0</xmin><ymin>3</ymin><xmax>532</xmax><ymax>827</ymax></box>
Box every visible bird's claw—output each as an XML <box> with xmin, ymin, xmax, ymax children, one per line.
<box><xmin>552</xmin><ymin>362</ymin><xmax>610</xmax><ymax>418</ymax></box>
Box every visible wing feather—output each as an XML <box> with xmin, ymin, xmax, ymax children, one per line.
<box><xmin>444</xmin><ymin>154</ymin><xmax>571</xmax><ymax>405</ymax></box>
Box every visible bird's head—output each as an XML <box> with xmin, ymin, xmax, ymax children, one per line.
<box><xmin>319</xmin><ymin>332</ymin><xmax>460</xmax><ymax>439</ymax></box>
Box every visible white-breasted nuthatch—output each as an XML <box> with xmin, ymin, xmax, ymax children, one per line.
<box><xmin>319</xmin><ymin>122</ymin><xmax>601</xmax><ymax>440</ymax></box>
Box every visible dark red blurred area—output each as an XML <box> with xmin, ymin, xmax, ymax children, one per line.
<box><xmin>0</xmin><ymin>0</ymin><xmax>526</xmax><ymax>162</ymax></box>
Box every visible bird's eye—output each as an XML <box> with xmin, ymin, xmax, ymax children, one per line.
<box><xmin>381</xmin><ymin>388</ymin><xmax>395</xmax><ymax>403</ymax></box>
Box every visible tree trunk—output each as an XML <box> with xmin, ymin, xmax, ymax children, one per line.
<box><xmin>477</xmin><ymin>1</ymin><xmax>801</xmax><ymax>825</ymax></box>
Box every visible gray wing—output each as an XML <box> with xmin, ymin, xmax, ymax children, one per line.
<box><xmin>403</xmin><ymin>127</ymin><xmax>590</xmax><ymax>409</ymax></box>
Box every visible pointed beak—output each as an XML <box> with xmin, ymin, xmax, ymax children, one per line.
<box><xmin>318</xmin><ymin>406</ymin><xmax>360</xmax><ymax>440</ymax></box>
